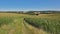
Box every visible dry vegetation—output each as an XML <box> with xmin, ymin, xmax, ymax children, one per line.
<box><xmin>0</xmin><ymin>13</ymin><xmax>60</xmax><ymax>34</ymax></box>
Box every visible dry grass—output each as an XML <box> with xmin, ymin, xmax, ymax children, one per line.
<box><xmin>22</xmin><ymin>21</ymin><xmax>48</xmax><ymax>34</ymax></box>
<box><xmin>0</xmin><ymin>13</ymin><xmax>59</xmax><ymax>34</ymax></box>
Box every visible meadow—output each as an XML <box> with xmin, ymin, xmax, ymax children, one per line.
<box><xmin>0</xmin><ymin>13</ymin><xmax>60</xmax><ymax>34</ymax></box>
<box><xmin>0</xmin><ymin>13</ymin><xmax>23</xmax><ymax>34</ymax></box>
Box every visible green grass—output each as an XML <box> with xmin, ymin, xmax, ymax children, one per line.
<box><xmin>0</xmin><ymin>17</ymin><xmax>13</xmax><ymax>26</ymax></box>
<box><xmin>0</xmin><ymin>13</ymin><xmax>60</xmax><ymax>34</ymax></box>
<box><xmin>24</xmin><ymin>17</ymin><xmax>60</xmax><ymax>34</ymax></box>
<box><xmin>0</xmin><ymin>13</ymin><xmax>23</xmax><ymax>34</ymax></box>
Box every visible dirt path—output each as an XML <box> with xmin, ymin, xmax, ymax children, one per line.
<box><xmin>22</xmin><ymin>20</ymin><xmax>48</xmax><ymax>34</ymax></box>
<box><xmin>8</xmin><ymin>29</ymin><xmax>15</xmax><ymax>34</ymax></box>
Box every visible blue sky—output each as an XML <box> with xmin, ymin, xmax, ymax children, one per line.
<box><xmin>0</xmin><ymin>0</ymin><xmax>60</xmax><ymax>11</ymax></box>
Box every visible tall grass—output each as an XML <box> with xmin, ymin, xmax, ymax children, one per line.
<box><xmin>0</xmin><ymin>17</ymin><xmax>13</xmax><ymax>26</ymax></box>
<box><xmin>24</xmin><ymin>18</ymin><xmax>60</xmax><ymax>34</ymax></box>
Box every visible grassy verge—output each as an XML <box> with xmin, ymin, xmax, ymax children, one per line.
<box><xmin>0</xmin><ymin>17</ymin><xmax>13</xmax><ymax>27</ymax></box>
<box><xmin>24</xmin><ymin>17</ymin><xmax>60</xmax><ymax>34</ymax></box>
<box><xmin>0</xmin><ymin>13</ymin><xmax>23</xmax><ymax>34</ymax></box>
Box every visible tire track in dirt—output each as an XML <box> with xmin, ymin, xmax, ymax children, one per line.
<box><xmin>22</xmin><ymin>19</ymin><xmax>48</xmax><ymax>34</ymax></box>
<box><xmin>8</xmin><ymin>29</ymin><xmax>15</xmax><ymax>34</ymax></box>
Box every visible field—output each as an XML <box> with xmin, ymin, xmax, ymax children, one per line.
<box><xmin>0</xmin><ymin>13</ymin><xmax>60</xmax><ymax>34</ymax></box>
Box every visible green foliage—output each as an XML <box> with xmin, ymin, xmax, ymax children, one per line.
<box><xmin>24</xmin><ymin>18</ymin><xmax>60</xmax><ymax>34</ymax></box>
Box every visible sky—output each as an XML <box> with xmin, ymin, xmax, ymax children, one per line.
<box><xmin>0</xmin><ymin>0</ymin><xmax>60</xmax><ymax>11</ymax></box>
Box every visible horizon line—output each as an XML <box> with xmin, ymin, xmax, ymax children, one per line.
<box><xmin>0</xmin><ymin>9</ymin><xmax>60</xmax><ymax>11</ymax></box>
